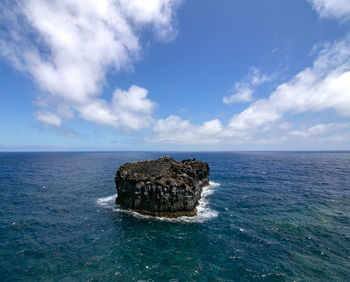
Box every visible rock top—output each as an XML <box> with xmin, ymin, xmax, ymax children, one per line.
<box><xmin>115</xmin><ymin>156</ymin><xmax>209</xmax><ymax>217</ymax></box>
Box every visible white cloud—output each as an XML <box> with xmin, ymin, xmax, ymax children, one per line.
<box><xmin>223</xmin><ymin>67</ymin><xmax>272</xmax><ymax>104</ymax></box>
<box><xmin>119</xmin><ymin>0</ymin><xmax>180</xmax><ymax>40</ymax></box>
<box><xmin>34</xmin><ymin>111</ymin><xmax>62</xmax><ymax>127</ymax></box>
<box><xmin>78</xmin><ymin>85</ymin><xmax>155</xmax><ymax>130</ymax></box>
<box><xmin>147</xmin><ymin>116</ymin><xmax>225</xmax><ymax>144</ymax></box>
<box><xmin>249</xmin><ymin>67</ymin><xmax>271</xmax><ymax>86</ymax></box>
<box><xmin>308</xmin><ymin>0</ymin><xmax>350</xmax><ymax>20</ymax></box>
<box><xmin>150</xmin><ymin>35</ymin><xmax>350</xmax><ymax>145</ymax></box>
<box><xmin>223</xmin><ymin>88</ymin><xmax>253</xmax><ymax>104</ymax></box>
<box><xmin>198</xmin><ymin>119</ymin><xmax>224</xmax><ymax>135</ymax></box>
<box><xmin>288</xmin><ymin>122</ymin><xmax>350</xmax><ymax>144</ymax></box>
<box><xmin>289</xmin><ymin>122</ymin><xmax>350</xmax><ymax>137</ymax></box>
<box><xmin>228</xmin><ymin>36</ymin><xmax>350</xmax><ymax>133</ymax></box>
<box><xmin>0</xmin><ymin>0</ymin><xmax>180</xmax><ymax>130</ymax></box>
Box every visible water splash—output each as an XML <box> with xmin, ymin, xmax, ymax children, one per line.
<box><xmin>96</xmin><ymin>194</ymin><xmax>117</xmax><ymax>207</ymax></box>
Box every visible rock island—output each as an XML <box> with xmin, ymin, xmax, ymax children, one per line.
<box><xmin>115</xmin><ymin>156</ymin><xmax>209</xmax><ymax>218</ymax></box>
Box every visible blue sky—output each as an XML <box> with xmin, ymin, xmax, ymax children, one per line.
<box><xmin>1</xmin><ymin>0</ymin><xmax>350</xmax><ymax>151</ymax></box>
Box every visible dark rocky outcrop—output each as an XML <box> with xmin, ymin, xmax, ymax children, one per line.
<box><xmin>115</xmin><ymin>156</ymin><xmax>209</xmax><ymax>218</ymax></box>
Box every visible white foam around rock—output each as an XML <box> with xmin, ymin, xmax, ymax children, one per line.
<box><xmin>96</xmin><ymin>181</ymin><xmax>220</xmax><ymax>223</ymax></box>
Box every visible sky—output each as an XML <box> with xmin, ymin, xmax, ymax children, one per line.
<box><xmin>1</xmin><ymin>0</ymin><xmax>350</xmax><ymax>151</ymax></box>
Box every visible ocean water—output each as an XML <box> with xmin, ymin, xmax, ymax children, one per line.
<box><xmin>0</xmin><ymin>151</ymin><xmax>349</xmax><ymax>281</ymax></box>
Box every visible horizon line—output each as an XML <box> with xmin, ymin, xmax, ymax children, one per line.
<box><xmin>1</xmin><ymin>150</ymin><xmax>350</xmax><ymax>153</ymax></box>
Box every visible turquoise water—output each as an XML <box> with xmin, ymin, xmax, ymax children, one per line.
<box><xmin>1</xmin><ymin>152</ymin><xmax>350</xmax><ymax>281</ymax></box>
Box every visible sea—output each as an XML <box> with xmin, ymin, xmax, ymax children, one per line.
<box><xmin>0</xmin><ymin>151</ymin><xmax>349</xmax><ymax>281</ymax></box>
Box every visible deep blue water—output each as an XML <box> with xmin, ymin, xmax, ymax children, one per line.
<box><xmin>0</xmin><ymin>152</ymin><xmax>350</xmax><ymax>281</ymax></box>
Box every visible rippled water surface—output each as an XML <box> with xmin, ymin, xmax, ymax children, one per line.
<box><xmin>1</xmin><ymin>152</ymin><xmax>350</xmax><ymax>281</ymax></box>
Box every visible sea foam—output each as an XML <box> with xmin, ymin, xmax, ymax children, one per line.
<box><xmin>96</xmin><ymin>194</ymin><xmax>117</xmax><ymax>207</ymax></box>
<box><xmin>96</xmin><ymin>181</ymin><xmax>219</xmax><ymax>223</ymax></box>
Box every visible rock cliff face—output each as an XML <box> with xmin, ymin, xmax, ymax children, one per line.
<box><xmin>115</xmin><ymin>156</ymin><xmax>209</xmax><ymax>217</ymax></box>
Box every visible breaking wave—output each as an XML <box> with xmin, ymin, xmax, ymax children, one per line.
<box><xmin>96</xmin><ymin>181</ymin><xmax>220</xmax><ymax>223</ymax></box>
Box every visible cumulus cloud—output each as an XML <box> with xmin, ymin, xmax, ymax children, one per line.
<box><xmin>228</xmin><ymin>36</ymin><xmax>350</xmax><ymax>132</ymax></box>
<box><xmin>0</xmin><ymin>0</ymin><xmax>180</xmax><ymax>129</ymax></box>
<box><xmin>147</xmin><ymin>116</ymin><xmax>225</xmax><ymax>144</ymax></box>
<box><xmin>78</xmin><ymin>85</ymin><xmax>155</xmax><ymax>130</ymax></box>
<box><xmin>223</xmin><ymin>67</ymin><xmax>271</xmax><ymax>104</ymax></box>
<box><xmin>150</xmin><ymin>35</ymin><xmax>350</xmax><ymax>145</ymax></box>
<box><xmin>308</xmin><ymin>0</ymin><xmax>350</xmax><ymax>20</ymax></box>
